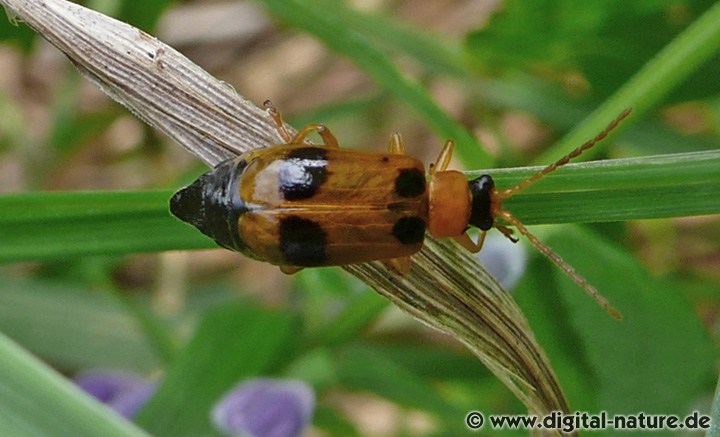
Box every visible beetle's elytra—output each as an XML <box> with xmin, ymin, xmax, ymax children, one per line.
<box><xmin>171</xmin><ymin>144</ymin><xmax>430</xmax><ymax>267</ymax></box>
<box><xmin>171</xmin><ymin>102</ymin><xmax>631</xmax><ymax>318</ymax></box>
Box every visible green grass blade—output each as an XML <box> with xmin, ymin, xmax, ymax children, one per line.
<box><xmin>535</xmin><ymin>1</ymin><xmax>720</xmax><ymax>164</ymax></box>
<box><xmin>255</xmin><ymin>0</ymin><xmax>490</xmax><ymax>168</ymax></box>
<box><xmin>335</xmin><ymin>345</ymin><xmax>466</xmax><ymax>428</ymax></box>
<box><xmin>549</xmin><ymin>227</ymin><xmax>714</xmax><ymax>413</ymax></box>
<box><xmin>296</xmin><ymin>0</ymin><xmax>468</xmax><ymax>78</ymax></box>
<box><xmin>1</xmin><ymin>151</ymin><xmax>717</xmax><ymax>263</ymax></box>
<box><xmin>488</xmin><ymin>150</ymin><xmax>720</xmax><ymax>224</ymax></box>
<box><xmin>0</xmin><ymin>331</ymin><xmax>149</xmax><ymax>436</ymax></box>
<box><xmin>0</xmin><ymin>190</ymin><xmax>210</xmax><ymax>263</ymax></box>
<box><xmin>0</xmin><ymin>275</ymin><xmax>159</xmax><ymax>371</ymax></box>
<box><xmin>136</xmin><ymin>303</ymin><xmax>299</xmax><ymax>436</ymax></box>
<box><xmin>276</xmin><ymin>3</ymin><xmax>719</xmax><ymax>159</ymax></box>
<box><xmin>516</xmin><ymin>226</ymin><xmax>715</xmax><ymax>414</ymax></box>
<box><xmin>294</xmin><ymin>268</ymin><xmax>391</xmax><ymax>348</ymax></box>
<box><xmin>313</xmin><ymin>292</ymin><xmax>389</xmax><ymax>348</ymax></box>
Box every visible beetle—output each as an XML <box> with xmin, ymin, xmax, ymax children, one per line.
<box><xmin>171</xmin><ymin>102</ymin><xmax>630</xmax><ymax>318</ymax></box>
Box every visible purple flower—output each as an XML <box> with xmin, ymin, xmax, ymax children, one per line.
<box><xmin>476</xmin><ymin>232</ymin><xmax>527</xmax><ymax>291</ymax></box>
<box><xmin>74</xmin><ymin>370</ymin><xmax>155</xmax><ymax>419</ymax></box>
<box><xmin>211</xmin><ymin>378</ymin><xmax>315</xmax><ymax>437</ymax></box>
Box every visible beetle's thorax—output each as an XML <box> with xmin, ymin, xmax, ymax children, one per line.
<box><xmin>427</xmin><ymin>170</ymin><xmax>472</xmax><ymax>238</ymax></box>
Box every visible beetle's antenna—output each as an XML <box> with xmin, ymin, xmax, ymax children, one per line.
<box><xmin>496</xmin><ymin>209</ymin><xmax>622</xmax><ymax>319</ymax></box>
<box><xmin>497</xmin><ymin>108</ymin><xmax>632</xmax><ymax>201</ymax></box>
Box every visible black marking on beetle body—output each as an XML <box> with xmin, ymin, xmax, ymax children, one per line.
<box><xmin>279</xmin><ymin>147</ymin><xmax>328</xmax><ymax>200</ymax></box>
<box><xmin>468</xmin><ymin>175</ymin><xmax>495</xmax><ymax>231</ymax></box>
<box><xmin>288</xmin><ymin>146</ymin><xmax>327</xmax><ymax>161</ymax></box>
<box><xmin>170</xmin><ymin>157</ymin><xmax>250</xmax><ymax>251</ymax></box>
<box><xmin>279</xmin><ymin>216</ymin><xmax>328</xmax><ymax>265</ymax></box>
<box><xmin>392</xmin><ymin>216</ymin><xmax>426</xmax><ymax>245</ymax></box>
<box><xmin>395</xmin><ymin>168</ymin><xmax>426</xmax><ymax>198</ymax></box>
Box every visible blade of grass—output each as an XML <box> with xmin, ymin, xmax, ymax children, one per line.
<box><xmin>548</xmin><ymin>226</ymin><xmax>714</xmax><ymax>413</ymax></box>
<box><xmin>255</xmin><ymin>0</ymin><xmax>490</xmax><ymax>168</ymax></box>
<box><xmin>297</xmin><ymin>0</ymin><xmax>468</xmax><ymax>78</ymax></box>
<box><xmin>0</xmin><ymin>331</ymin><xmax>149</xmax><ymax>436</ymax></box>
<box><xmin>514</xmin><ymin>225</ymin><xmax>715</xmax><ymax>414</ymax></box>
<box><xmin>535</xmin><ymin>1</ymin><xmax>720</xmax><ymax>164</ymax></box>
<box><xmin>487</xmin><ymin>149</ymin><xmax>720</xmax><ymax>224</ymax></box>
<box><xmin>290</xmin><ymin>7</ymin><xmax>720</xmax><ymax>163</ymax></box>
<box><xmin>0</xmin><ymin>191</ymin><xmax>211</xmax><ymax>263</ymax></box>
<box><xmin>0</xmin><ymin>275</ymin><xmax>159</xmax><ymax>371</ymax></box>
<box><xmin>312</xmin><ymin>291</ymin><xmax>389</xmax><ymax>348</ymax></box>
<box><xmin>334</xmin><ymin>345</ymin><xmax>467</xmax><ymax>430</ymax></box>
<box><xmin>136</xmin><ymin>304</ymin><xmax>300</xmax><ymax>436</ymax></box>
<box><xmin>0</xmin><ymin>150</ymin><xmax>717</xmax><ymax>263</ymax></box>
<box><xmin>282</xmin><ymin>4</ymin><xmax>720</xmax><ymax>158</ymax></box>
<box><xmin>293</xmin><ymin>268</ymin><xmax>390</xmax><ymax>345</ymax></box>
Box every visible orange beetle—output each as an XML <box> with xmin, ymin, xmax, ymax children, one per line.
<box><xmin>171</xmin><ymin>102</ymin><xmax>630</xmax><ymax>318</ymax></box>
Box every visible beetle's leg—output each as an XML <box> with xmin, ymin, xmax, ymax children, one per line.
<box><xmin>383</xmin><ymin>256</ymin><xmax>412</xmax><ymax>275</ymax></box>
<box><xmin>264</xmin><ymin>100</ymin><xmax>339</xmax><ymax>147</ymax></box>
<box><xmin>264</xmin><ymin>99</ymin><xmax>340</xmax><ymax>147</ymax></box>
<box><xmin>388</xmin><ymin>133</ymin><xmax>405</xmax><ymax>154</ymax></box>
<box><xmin>429</xmin><ymin>140</ymin><xmax>455</xmax><ymax>175</ymax></box>
<box><xmin>279</xmin><ymin>265</ymin><xmax>303</xmax><ymax>275</ymax></box>
<box><xmin>292</xmin><ymin>124</ymin><xmax>339</xmax><ymax>147</ymax></box>
<box><xmin>263</xmin><ymin>100</ymin><xmax>294</xmax><ymax>143</ymax></box>
<box><xmin>453</xmin><ymin>231</ymin><xmax>487</xmax><ymax>253</ymax></box>
<box><xmin>495</xmin><ymin>224</ymin><xmax>519</xmax><ymax>243</ymax></box>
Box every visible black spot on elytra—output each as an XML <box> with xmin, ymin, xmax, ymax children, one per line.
<box><xmin>279</xmin><ymin>216</ymin><xmax>327</xmax><ymax>265</ymax></box>
<box><xmin>288</xmin><ymin>147</ymin><xmax>327</xmax><ymax>161</ymax></box>
<box><xmin>395</xmin><ymin>168</ymin><xmax>426</xmax><ymax>198</ymax></box>
<box><xmin>381</xmin><ymin>156</ymin><xmax>390</xmax><ymax>163</ymax></box>
<box><xmin>279</xmin><ymin>147</ymin><xmax>328</xmax><ymax>200</ymax></box>
<box><xmin>392</xmin><ymin>216</ymin><xmax>426</xmax><ymax>245</ymax></box>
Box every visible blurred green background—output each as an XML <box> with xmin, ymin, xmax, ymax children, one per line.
<box><xmin>0</xmin><ymin>0</ymin><xmax>718</xmax><ymax>435</ymax></box>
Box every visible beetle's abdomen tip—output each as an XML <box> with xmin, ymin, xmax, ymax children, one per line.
<box><xmin>170</xmin><ymin>180</ymin><xmax>203</xmax><ymax>225</ymax></box>
<box><xmin>169</xmin><ymin>166</ymin><xmax>239</xmax><ymax>251</ymax></box>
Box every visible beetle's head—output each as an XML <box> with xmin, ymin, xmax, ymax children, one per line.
<box><xmin>468</xmin><ymin>174</ymin><xmax>495</xmax><ymax>231</ymax></box>
<box><xmin>170</xmin><ymin>158</ymin><xmax>247</xmax><ymax>250</ymax></box>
